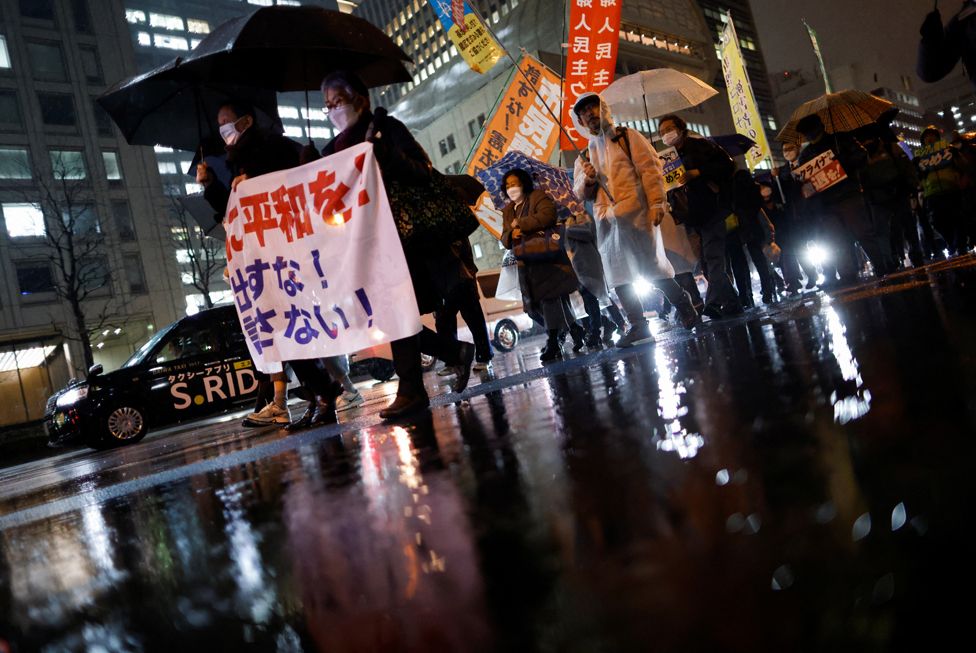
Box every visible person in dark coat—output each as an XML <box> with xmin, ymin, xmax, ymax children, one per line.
<box><xmin>918</xmin><ymin>1</ymin><xmax>976</xmax><ymax>91</ymax></box>
<box><xmin>198</xmin><ymin>100</ymin><xmax>302</xmax><ymax>219</ymax></box>
<box><xmin>794</xmin><ymin>114</ymin><xmax>889</xmax><ymax>284</ymax></box>
<box><xmin>725</xmin><ymin>169</ymin><xmax>777</xmax><ymax>306</ymax></box>
<box><xmin>860</xmin><ymin>131</ymin><xmax>924</xmax><ymax>268</ymax></box>
<box><xmin>319</xmin><ymin>71</ymin><xmax>475</xmax><ymax>420</ymax></box>
<box><xmin>773</xmin><ymin>141</ymin><xmax>819</xmax><ymax>289</ymax></box>
<box><xmin>500</xmin><ymin>169</ymin><xmax>579</xmax><ymax>362</ymax></box>
<box><xmin>659</xmin><ymin>115</ymin><xmax>743</xmax><ymax>319</ymax></box>
<box><xmin>434</xmin><ymin>239</ymin><xmax>493</xmax><ymax>372</ymax></box>
<box><xmin>197</xmin><ymin>100</ymin><xmax>341</xmax><ymax>430</ymax></box>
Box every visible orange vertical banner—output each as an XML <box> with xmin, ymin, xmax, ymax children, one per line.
<box><xmin>560</xmin><ymin>0</ymin><xmax>623</xmax><ymax>151</ymax></box>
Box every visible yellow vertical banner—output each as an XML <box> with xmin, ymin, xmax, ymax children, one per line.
<box><xmin>719</xmin><ymin>14</ymin><xmax>772</xmax><ymax>169</ymax></box>
<box><xmin>464</xmin><ymin>55</ymin><xmax>563</xmax><ymax>237</ymax></box>
<box><xmin>428</xmin><ymin>0</ymin><xmax>505</xmax><ymax>74</ymax></box>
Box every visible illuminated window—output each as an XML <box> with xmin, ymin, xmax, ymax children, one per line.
<box><xmin>125</xmin><ymin>9</ymin><xmax>146</xmax><ymax>24</ymax></box>
<box><xmin>186</xmin><ymin>19</ymin><xmax>210</xmax><ymax>34</ymax></box>
<box><xmin>154</xmin><ymin>34</ymin><xmax>189</xmax><ymax>50</ymax></box>
<box><xmin>0</xmin><ymin>35</ymin><xmax>10</xmax><ymax>69</ymax></box>
<box><xmin>3</xmin><ymin>203</ymin><xmax>45</xmax><ymax>238</ymax></box>
<box><xmin>278</xmin><ymin>105</ymin><xmax>299</xmax><ymax>119</ymax></box>
<box><xmin>149</xmin><ymin>13</ymin><xmax>183</xmax><ymax>30</ymax></box>
<box><xmin>157</xmin><ymin>161</ymin><xmax>177</xmax><ymax>175</ymax></box>
<box><xmin>137</xmin><ymin>32</ymin><xmax>150</xmax><ymax>46</ymax></box>
<box><xmin>102</xmin><ymin>151</ymin><xmax>122</xmax><ymax>180</ymax></box>
<box><xmin>50</xmin><ymin>150</ymin><xmax>86</xmax><ymax>179</ymax></box>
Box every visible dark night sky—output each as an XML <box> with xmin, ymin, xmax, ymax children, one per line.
<box><xmin>750</xmin><ymin>0</ymin><xmax>956</xmax><ymax>87</ymax></box>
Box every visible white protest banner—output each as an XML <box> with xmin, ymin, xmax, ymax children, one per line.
<box><xmin>225</xmin><ymin>142</ymin><xmax>422</xmax><ymax>373</ymax></box>
<box><xmin>794</xmin><ymin>150</ymin><xmax>848</xmax><ymax>198</ymax></box>
<box><xmin>659</xmin><ymin>146</ymin><xmax>687</xmax><ymax>191</ymax></box>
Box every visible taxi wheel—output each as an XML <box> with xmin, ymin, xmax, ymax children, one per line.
<box><xmin>494</xmin><ymin>319</ymin><xmax>519</xmax><ymax>352</ymax></box>
<box><xmin>95</xmin><ymin>404</ymin><xmax>148</xmax><ymax>448</ymax></box>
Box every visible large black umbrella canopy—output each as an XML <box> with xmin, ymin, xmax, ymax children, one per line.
<box><xmin>97</xmin><ymin>57</ymin><xmax>283</xmax><ymax>152</ymax></box>
<box><xmin>179</xmin><ymin>6</ymin><xmax>412</xmax><ymax>92</ymax></box>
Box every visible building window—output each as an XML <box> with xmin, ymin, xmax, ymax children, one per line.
<box><xmin>112</xmin><ymin>201</ymin><xmax>135</xmax><ymax>241</ymax></box>
<box><xmin>0</xmin><ymin>35</ymin><xmax>11</xmax><ymax>69</ymax></box>
<box><xmin>50</xmin><ymin>150</ymin><xmax>87</xmax><ymax>179</ymax></box>
<box><xmin>102</xmin><ymin>151</ymin><xmax>122</xmax><ymax>181</ymax></box>
<box><xmin>37</xmin><ymin>93</ymin><xmax>76</xmax><ymax>127</ymax></box>
<box><xmin>71</xmin><ymin>0</ymin><xmax>92</xmax><ymax>33</ymax></box>
<box><xmin>0</xmin><ymin>148</ymin><xmax>30</xmax><ymax>179</ymax></box>
<box><xmin>16</xmin><ymin>263</ymin><xmax>55</xmax><ymax>295</ymax></box>
<box><xmin>79</xmin><ymin>46</ymin><xmax>102</xmax><ymax>83</ymax></box>
<box><xmin>157</xmin><ymin>161</ymin><xmax>177</xmax><ymax>175</ymax></box>
<box><xmin>123</xmin><ymin>255</ymin><xmax>147</xmax><ymax>294</ymax></box>
<box><xmin>64</xmin><ymin>204</ymin><xmax>99</xmax><ymax>235</ymax></box>
<box><xmin>92</xmin><ymin>98</ymin><xmax>113</xmax><ymax>135</ymax></box>
<box><xmin>125</xmin><ymin>9</ymin><xmax>146</xmax><ymax>24</ymax></box>
<box><xmin>3</xmin><ymin>203</ymin><xmax>45</xmax><ymax>238</ymax></box>
<box><xmin>149</xmin><ymin>13</ymin><xmax>183</xmax><ymax>31</ymax></box>
<box><xmin>20</xmin><ymin>0</ymin><xmax>55</xmax><ymax>21</ymax></box>
<box><xmin>473</xmin><ymin>243</ymin><xmax>483</xmax><ymax>259</ymax></box>
<box><xmin>80</xmin><ymin>255</ymin><xmax>110</xmax><ymax>292</ymax></box>
<box><xmin>26</xmin><ymin>41</ymin><xmax>67</xmax><ymax>81</ymax></box>
<box><xmin>154</xmin><ymin>34</ymin><xmax>189</xmax><ymax>51</ymax></box>
<box><xmin>187</xmin><ymin>18</ymin><xmax>210</xmax><ymax>34</ymax></box>
<box><xmin>136</xmin><ymin>32</ymin><xmax>151</xmax><ymax>47</ymax></box>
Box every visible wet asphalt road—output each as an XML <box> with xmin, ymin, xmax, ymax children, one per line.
<box><xmin>1</xmin><ymin>256</ymin><xmax>974</xmax><ymax>652</ymax></box>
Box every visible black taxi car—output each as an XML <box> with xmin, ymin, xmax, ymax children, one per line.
<box><xmin>45</xmin><ymin>305</ymin><xmax>261</xmax><ymax>449</ymax></box>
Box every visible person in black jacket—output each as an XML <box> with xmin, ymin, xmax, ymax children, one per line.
<box><xmin>795</xmin><ymin>114</ymin><xmax>890</xmax><ymax>284</ymax></box>
<box><xmin>659</xmin><ymin>115</ymin><xmax>742</xmax><ymax>319</ymax></box>
<box><xmin>198</xmin><ymin>100</ymin><xmax>341</xmax><ymax>430</ymax></box>
<box><xmin>773</xmin><ymin>141</ymin><xmax>819</xmax><ymax>289</ymax></box>
<box><xmin>320</xmin><ymin>71</ymin><xmax>475</xmax><ymax>420</ymax></box>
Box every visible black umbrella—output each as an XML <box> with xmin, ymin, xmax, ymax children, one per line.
<box><xmin>709</xmin><ymin>133</ymin><xmax>758</xmax><ymax>158</ymax></box>
<box><xmin>178</xmin><ymin>6</ymin><xmax>412</xmax><ymax>138</ymax></box>
<box><xmin>97</xmin><ymin>57</ymin><xmax>283</xmax><ymax>153</ymax></box>
<box><xmin>445</xmin><ymin>174</ymin><xmax>486</xmax><ymax>206</ymax></box>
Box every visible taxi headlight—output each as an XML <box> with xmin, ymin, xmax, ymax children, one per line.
<box><xmin>56</xmin><ymin>386</ymin><xmax>89</xmax><ymax>408</ymax></box>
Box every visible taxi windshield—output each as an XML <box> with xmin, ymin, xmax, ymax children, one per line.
<box><xmin>121</xmin><ymin>323</ymin><xmax>176</xmax><ymax>368</ymax></box>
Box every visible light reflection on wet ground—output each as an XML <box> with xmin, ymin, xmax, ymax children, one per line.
<box><xmin>0</xmin><ymin>256</ymin><xmax>974</xmax><ymax>652</ymax></box>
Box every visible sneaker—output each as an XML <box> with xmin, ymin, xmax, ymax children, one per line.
<box><xmin>243</xmin><ymin>402</ymin><xmax>290</xmax><ymax>426</ymax></box>
<box><xmin>436</xmin><ymin>366</ymin><xmax>457</xmax><ymax>377</ymax></box>
<box><xmin>335</xmin><ymin>388</ymin><xmax>364</xmax><ymax>412</ymax></box>
<box><xmin>473</xmin><ymin>360</ymin><xmax>492</xmax><ymax>372</ymax></box>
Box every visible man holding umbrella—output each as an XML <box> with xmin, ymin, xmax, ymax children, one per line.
<box><xmin>571</xmin><ymin>92</ymin><xmax>700</xmax><ymax>346</ymax></box>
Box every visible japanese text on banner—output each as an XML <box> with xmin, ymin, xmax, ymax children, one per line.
<box><xmin>913</xmin><ymin>140</ymin><xmax>954</xmax><ymax>173</ymax></box>
<box><xmin>428</xmin><ymin>0</ymin><xmax>505</xmax><ymax>74</ymax></box>
<box><xmin>560</xmin><ymin>0</ymin><xmax>622</xmax><ymax>151</ymax></box>
<box><xmin>793</xmin><ymin>150</ymin><xmax>848</xmax><ymax>198</ymax></box>
<box><xmin>466</xmin><ymin>54</ymin><xmax>563</xmax><ymax>237</ymax></box>
<box><xmin>719</xmin><ymin>16</ymin><xmax>772</xmax><ymax>169</ymax></box>
<box><xmin>225</xmin><ymin>142</ymin><xmax>422</xmax><ymax>373</ymax></box>
<box><xmin>659</xmin><ymin>146</ymin><xmax>687</xmax><ymax>191</ymax></box>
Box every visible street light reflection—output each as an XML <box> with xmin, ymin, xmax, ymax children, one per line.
<box><xmin>653</xmin><ymin>346</ymin><xmax>703</xmax><ymax>459</ymax></box>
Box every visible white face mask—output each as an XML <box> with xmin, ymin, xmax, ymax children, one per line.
<box><xmin>661</xmin><ymin>130</ymin><xmax>680</xmax><ymax>147</ymax></box>
<box><xmin>219</xmin><ymin>121</ymin><xmax>241</xmax><ymax>146</ymax></box>
<box><xmin>506</xmin><ymin>186</ymin><xmax>523</xmax><ymax>203</ymax></box>
<box><xmin>329</xmin><ymin>104</ymin><xmax>360</xmax><ymax>133</ymax></box>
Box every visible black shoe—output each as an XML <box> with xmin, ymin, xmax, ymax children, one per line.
<box><xmin>761</xmin><ymin>292</ymin><xmax>774</xmax><ymax>304</ymax></box>
<box><xmin>805</xmin><ymin>279</ymin><xmax>817</xmax><ymax>290</ymax></box>
<box><xmin>740</xmin><ymin>295</ymin><xmax>755</xmax><ymax>309</ymax></box>
<box><xmin>674</xmin><ymin>292</ymin><xmax>702</xmax><ymax>330</ymax></box>
<box><xmin>379</xmin><ymin>394</ymin><xmax>431</xmax><ymax>420</ymax></box>
<box><xmin>569</xmin><ymin>323</ymin><xmax>586</xmax><ymax>352</ymax></box>
<box><xmin>540</xmin><ymin>339</ymin><xmax>563</xmax><ymax>362</ymax></box>
<box><xmin>451</xmin><ymin>342</ymin><xmax>476</xmax><ymax>393</ymax></box>
<box><xmin>616</xmin><ymin>321</ymin><xmax>653</xmax><ymax>347</ymax></box>
<box><xmin>285</xmin><ymin>403</ymin><xmax>336</xmax><ymax>431</ymax></box>
<box><xmin>585</xmin><ymin>330</ymin><xmax>603</xmax><ymax>349</ymax></box>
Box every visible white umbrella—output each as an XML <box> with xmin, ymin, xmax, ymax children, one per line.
<box><xmin>601</xmin><ymin>68</ymin><xmax>719</xmax><ymax>123</ymax></box>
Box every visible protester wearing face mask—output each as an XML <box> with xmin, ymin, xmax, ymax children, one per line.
<box><xmin>657</xmin><ymin>114</ymin><xmax>743</xmax><ymax>320</ymax></box>
<box><xmin>793</xmin><ymin>114</ymin><xmax>887</xmax><ymax>285</ymax></box>
<box><xmin>500</xmin><ymin>169</ymin><xmax>580</xmax><ymax>362</ymax></box>
<box><xmin>197</xmin><ymin>100</ymin><xmax>302</xmax><ymax>219</ymax></box>
<box><xmin>318</xmin><ymin>71</ymin><xmax>476</xmax><ymax>420</ymax></box>
<box><xmin>570</xmin><ymin>94</ymin><xmax>701</xmax><ymax>347</ymax></box>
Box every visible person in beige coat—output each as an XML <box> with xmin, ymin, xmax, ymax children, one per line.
<box><xmin>572</xmin><ymin>92</ymin><xmax>700</xmax><ymax>346</ymax></box>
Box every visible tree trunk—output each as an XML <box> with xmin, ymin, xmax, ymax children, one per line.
<box><xmin>71</xmin><ymin>301</ymin><xmax>94</xmax><ymax>371</ymax></box>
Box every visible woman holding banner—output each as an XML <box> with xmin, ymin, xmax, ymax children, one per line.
<box><xmin>318</xmin><ymin>71</ymin><xmax>476</xmax><ymax>420</ymax></box>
